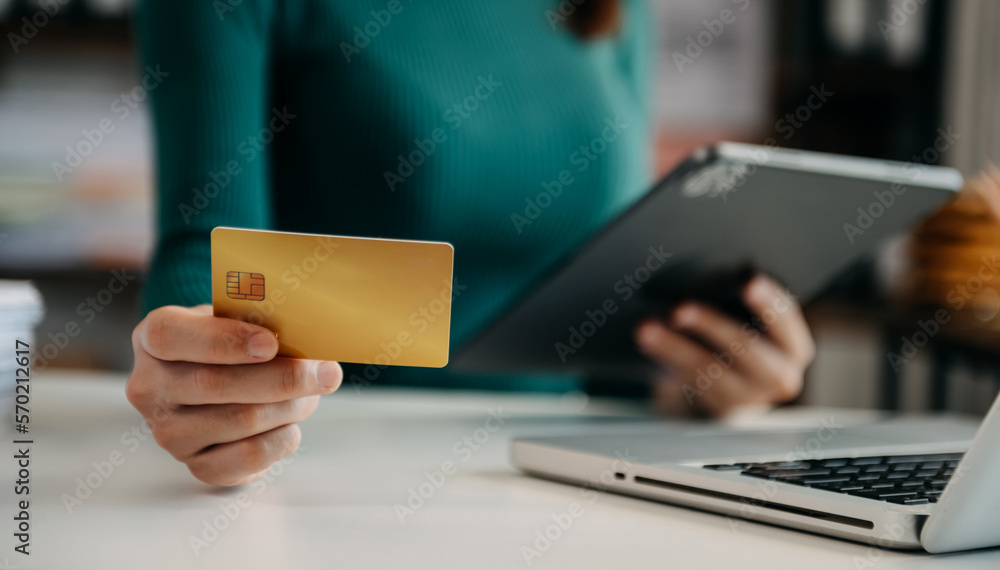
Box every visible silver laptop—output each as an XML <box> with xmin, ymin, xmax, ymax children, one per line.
<box><xmin>513</xmin><ymin>391</ymin><xmax>1000</xmax><ymax>553</ymax></box>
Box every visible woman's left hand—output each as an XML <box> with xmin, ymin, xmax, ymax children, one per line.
<box><xmin>634</xmin><ymin>274</ymin><xmax>816</xmax><ymax>418</ymax></box>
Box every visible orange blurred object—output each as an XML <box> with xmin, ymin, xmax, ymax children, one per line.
<box><xmin>894</xmin><ymin>167</ymin><xmax>1000</xmax><ymax>331</ymax></box>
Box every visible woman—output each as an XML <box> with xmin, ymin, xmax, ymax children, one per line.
<box><xmin>126</xmin><ymin>0</ymin><xmax>815</xmax><ymax>486</ymax></box>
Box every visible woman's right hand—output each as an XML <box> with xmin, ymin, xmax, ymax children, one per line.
<box><xmin>125</xmin><ymin>305</ymin><xmax>342</xmax><ymax>486</ymax></box>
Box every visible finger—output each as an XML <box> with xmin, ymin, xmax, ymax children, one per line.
<box><xmin>125</xmin><ymin>349</ymin><xmax>177</xmax><ymax>413</ymax></box>
<box><xmin>669</xmin><ymin>303</ymin><xmax>797</xmax><ymax>396</ymax></box>
<box><xmin>135</xmin><ymin>305</ymin><xmax>279</xmax><ymax>364</ymax></box>
<box><xmin>163</xmin><ymin>358</ymin><xmax>342</xmax><ymax>405</ymax></box>
<box><xmin>154</xmin><ymin>397</ymin><xmax>320</xmax><ymax>460</ymax></box>
<box><xmin>636</xmin><ymin>322</ymin><xmax>756</xmax><ymax>416</ymax></box>
<box><xmin>187</xmin><ymin>424</ymin><xmax>302</xmax><ymax>486</ymax></box>
<box><xmin>636</xmin><ymin>320</ymin><xmax>723</xmax><ymax>378</ymax></box>
<box><xmin>743</xmin><ymin>275</ymin><xmax>815</xmax><ymax>364</ymax></box>
<box><xmin>695</xmin><ymin>374</ymin><xmax>771</xmax><ymax>418</ymax></box>
<box><xmin>190</xmin><ymin>304</ymin><xmax>213</xmax><ymax>315</ymax></box>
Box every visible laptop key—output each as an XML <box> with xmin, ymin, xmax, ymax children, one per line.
<box><xmin>835</xmin><ymin>467</ymin><xmax>861</xmax><ymax>474</ymax></box>
<box><xmin>756</xmin><ymin>469</ymin><xmax>833</xmax><ymax>479</ymax></box>
<box><xmin>798</xmin><ymin>476</ymin><xmax>853</xmax><ymax>486</ymax></box>
<box><xmin>865</xmin><ymin>464</ymin><xmax>890</xmax><ymax>473</ymax></box>
<box><xmin>850</xmin><ymin>457</ymin><xmax>885</xmax><ymax>466</ymax></box>
<box><xmin>703</xmin><ymin>464</ymin><xmax>745</xmax><ymax>471</ymax></box>
<box><xmin>810</xmin><ymin>482</ymin><xmax>863</xmax><ymax>493</ymax></box>
<box><xmin>821</xmin><ymin>459</ymin><xmax>849</xmax><ymax>468</ymax></box>
<box><xmin>923</xmin><ymin>490</ymin><xmax>943</xmax><ymax>502</ymax></box>
<box><xmin>877</xmin><ymin>491</ymin><xmax>919</xmax><ymax>500</ymax></box>
<box><xmin>886</xmin><ymin>453</ymin><xmax>964</xmax><ymax>464</ymax></box>
<box><xmin>886</xmin><ymin>496</ymin><xmax>930</xmax><ymax>505</ymax></box>
<box><xmin>846</xmin><ymin>489</ymin><xmax>885</xmax><ymax>501</ymax></box>
<box><xmin>755</xmin><ymin>461</ymin><xmax>808</xmax><ymax>470</ymax></box>
<box><xmin>855</xmin><ymin>474</ymin><xmax>881</xmax><ymax>481</ymax></box>
<box><xmin>914</xmin><ymin>470</ymin><xmax>939</xmax><ymax>478</ymax></box>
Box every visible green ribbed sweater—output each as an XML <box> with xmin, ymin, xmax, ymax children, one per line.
<box><xmin>138</xmin><ymin>0</ymin><xmax>653</xmax><ymax>392</ymax></box>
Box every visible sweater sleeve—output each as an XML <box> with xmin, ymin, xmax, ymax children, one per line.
<box><xmin>137</xmin><ymin>0</ymin><xmax>276</xmax><ymax>316</ymax></box>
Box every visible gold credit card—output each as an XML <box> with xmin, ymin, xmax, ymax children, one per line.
<box><xmin>211</xmin><ymin>227</ymin><xmax>454</xmax><ymax>367</ymax></box>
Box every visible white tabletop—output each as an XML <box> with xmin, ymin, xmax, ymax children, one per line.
<box><xmin>3</xmin><ymin>371</ymin><xmax>1000</xmax><ymax>570</ymax></box>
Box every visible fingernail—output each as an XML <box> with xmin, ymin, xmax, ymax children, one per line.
<box><xmin>247</xmin><ymin>332</ymin><xmax>277</xmax><ymax>359</ymax></box>
<box><xmin>636</xmin><ymin>323</ymin><xmax>662</xmax><ymax>347</ymax></box>
<box><xmin>673</xmin><ymin>305</ymin><xmax>698</xmax><ymax>327</ymax></box>
<box><xmin>748</xmin><ymin>277</ymin><xmax>771</xmax><ymax>303</ymax></box>
<box><xmin>317</xmin><ymin>361</ymin><xmax>342</xmax><ymax>392</ymax></box>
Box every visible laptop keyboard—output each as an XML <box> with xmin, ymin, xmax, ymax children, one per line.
<box><xmin>702</xmin><ymin>452</ymin><xmax>964</xmax><ymax>506</ymax></box>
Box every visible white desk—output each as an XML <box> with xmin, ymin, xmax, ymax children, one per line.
<box><xmin>3</xmin><ymin>372</ymin><xmax>999</xmax><ymax>570</ymax></box>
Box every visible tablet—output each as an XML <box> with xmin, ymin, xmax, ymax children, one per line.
<box><xmin>453</xmin><ymin>142</ymin><xmax>964</xmax><ymax>378</ymax></box>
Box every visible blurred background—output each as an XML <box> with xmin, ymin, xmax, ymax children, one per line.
<box><xmin>1</xmin><ymin>0</ymin><xmax>998</xmax><ymax>412</ymax></box>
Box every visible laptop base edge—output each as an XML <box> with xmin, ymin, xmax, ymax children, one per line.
<box><xmin>512</xmin><ymin>439</ymin><xmax>926</xmax><ymax>551</ymax></box>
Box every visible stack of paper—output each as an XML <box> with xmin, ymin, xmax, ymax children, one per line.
<box><xmin>0</xmin><ymin>281</ymin><xmax>44</xmax><ymax>421</ymax></box>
